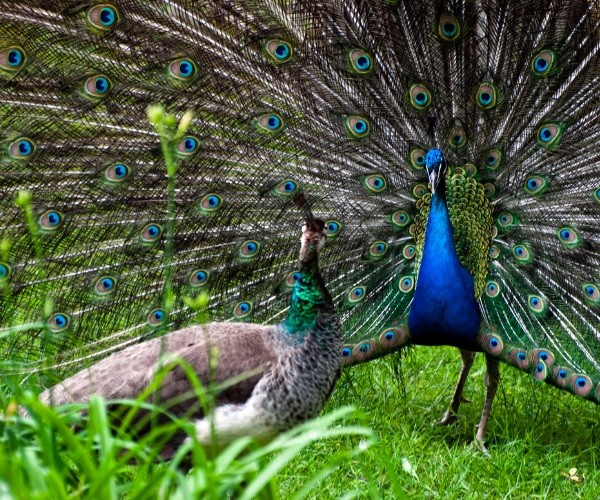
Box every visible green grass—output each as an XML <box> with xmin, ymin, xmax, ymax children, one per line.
<box><xmin>279</xmin><ymin>346</ymin><xmax>600</xmax><ymax>498</ymax></box>
<box><xmin>3</xmin><ymin>346</ymin><xmax>598</xmax><ymax>498</ymax></box>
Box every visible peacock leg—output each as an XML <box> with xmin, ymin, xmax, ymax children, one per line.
<box><xmin>475</xmin><ymin>354</ymin><xmax>500</xmax><ymax>455</ymax></box>
<box><xmin>438</xmin><ymin>349</ymin><xmax>476</xmax><ymax>425</ymax></box>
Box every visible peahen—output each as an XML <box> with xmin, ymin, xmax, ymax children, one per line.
<box><xmin>1</xmin><ymin>0</ymin><xmax>599</xmax><ymax>450</ymax></box>
<box><xmin>38</xmin><ymin>217</ymin><xmax>342</xmax><ymax>451</ymax></box>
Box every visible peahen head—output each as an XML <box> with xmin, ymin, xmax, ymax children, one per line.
<box><xmin>299</xmin><ymin>218</ymin><xmax>326</xmax><ymax>268</ymax></box>
<box><xmin>425</xmin><ymin>149</ymin><xmax>448</xmax><ymax>195</ymax></box>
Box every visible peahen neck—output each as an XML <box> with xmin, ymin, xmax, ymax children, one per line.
<box><xmin>283</xmin><ymin>256</ymin><xmax>334</xmax><ymax>341</ymax></box>
<box><xmin>408</xmin><ymin>180</ymin><xmax>481</xmax><ymax>350</ymax></box>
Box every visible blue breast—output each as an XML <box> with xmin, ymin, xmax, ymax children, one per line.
<box><xmin>408</xmin><ymin>193</ymin><xmax>481</xmax><ymax>350</ymax></box>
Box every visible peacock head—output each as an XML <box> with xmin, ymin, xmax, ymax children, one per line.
<box><xmin>425</xmin><ymin>148</ymin><xmax>448</xmax><ymax>195</ymax></box>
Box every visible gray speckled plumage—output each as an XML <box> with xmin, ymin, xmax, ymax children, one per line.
<box><xmin>40</xmin><ymin>219</ymin><xmax>341</xmax><ymax>451</ymax></box>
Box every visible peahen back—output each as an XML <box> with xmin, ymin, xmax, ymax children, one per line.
<box><xmin>1</xmin><ymin>0</ymin><xmax>599</xmax><ymax>403</ymax></box>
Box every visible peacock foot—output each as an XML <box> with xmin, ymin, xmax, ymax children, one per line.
<box><xmin>437</xmin><ymin>410</ymin><xmax>458</xmax><ymax>426</ymax></box>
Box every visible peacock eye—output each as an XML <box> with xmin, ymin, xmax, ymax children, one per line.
<box><xmin>409</xmin><ymin>148</ymin><xmax>426</xmax><ymax>170</ymax></box>
<box><xmin>531</xmin><ymin>49</ymin><xmax>557</xmax><ymax>77</ymax></box>
<box><xmin>528</xmin><ymin>294</ymin><xmax>547</xmax><ymax>315</ymax></box>
<box><xmin>286</xmin><ymin>271</ymin><xmax>302</xmax><ymax>286</ymax></box>
<box><xmin>363</xmin><ymin>174</ymin><xmax>388</xmax><ymax>193</ymax></box>
<box><xmin>39</xmin><ymin>210</ymin><xmax>64</xmax><ymax>230</ymax></box>
<box><xmin>349</xmin><ymin>49</ymin><xmax>373</xmax><ymax>74</ymax></box>
<box><xmin>48</xmin><ymin>313</ymin><xmax>71</xmax><ymax>332</ymax></box>
<box><xmin>536</xmin><ymin>122</ymin><xmax>564</xmax><ymax>148</ymax></box>
<box><xmin>200</xmin><ymin>193</ymin><xmax>223</xmax><ymax>213</ymax></box>
<box><xmin>402</xmin><ymin>244</ymin><xmax>416</xmax><ymax>260</ymax></box>
<box><xmin>347</xmin><ymin>286</ymin><xmax>366</xmax><ymax>303</ymax></box>
<box><xmin>342</xmin><ymin>346</ymin><xmax>352</xmax><ymax>357</ymax></box>
<box><xmin>272</xmin><ymin>179</ymin><xmax>298</xmax><ymax>197</ymax></box>
<box><xmin>476</xmin><ymin>83</ymin><xmax>498</xmax><ymax>110</ymax></box>
<box><xmin>512</xmin><ymin>244</ymin><xmax>532</xmax><ymax>263</ymax></box>
<box><xmin>265</xmin><ymin>40</ymin><xmax>293</xmax><ymax>63</ymax></box>
<box><xmin>369</xmin><ymin>241</ymin><xmax>388</xmax><ymax>258</ymax></box>
<box><xmin>324</xmin><ymin>219</ymin><xmax>342</xmax><ymax>238</ymax></box>
<box><xmin>239</xmin><ymin>240</ymin><xmax>261</xmax><ymax>258</ymax></box>
<box><xmin>105</xmin><ymin>163</ymin><xmax>130</xmax><ymax>182</ymax></box>
<box><xmin>570</xmin><ymin>374</ymin><xmax>592</xmax><ymax>397</ymax></box>
<box><xmin>95</xmin><ymin>276</ymin><xmax>116</xmax><ymax>295</ymax></box>
<box><xmin>189</xmin><ymin>269</ymin><xmax>209</xmax><ymax>287</ymax></box>
<box><xmin>344</xmin><ymin>116</ymin><xmax>371</xmax><ymax>138</ymax></box>
<box><xmin>0</xmin><ymin>46</ymin><xmax>27</xmax><ymax>71</ymax></box>
<box><xmin>583</xmin><ymin>284</ymin><xmax>599</xmax><ymax>304</ymax></box>
<box><xmin>448</xmin><ymin>124</ymin><xmax>467</xmax><ymax>148</ymax></box>
<box><xmin>489</xmin><ymin>245</ymin><xmax>500</xmax><ymax>259</ymax></box>
<box><xmin>140</xmin><ymin>223</ymin><xmax>162</xmax><ymax>243</ymax></box>
<box><xmin>9</xmin><ymin>137</ymin><xmax>35</xmax><ymax>159</ymax></box>
<box><xmin>399</xmin><ymin>276</ymin><xmax>414</xmax><ymax>293</ymax></box>
<box><xmin>169</xmin><ymin>58</ymin><xmax>198</xmax><ymax>81</ymax></box>
<box><xmin>87</xmin><ymin>4</ymin><xmax>122</xmax><ymax>33</ymax></box>
<box><xmin>524</xmin><ymin>175</ymin><xmax>549</xmax><ymax>195</ymax></box>
<box><xmin>176</xmin><ymin>135</ymin><xmax>200</xmax><ymax>155</ymax></box>
<box><xmin>234</xmin><ymin>301</ymin><xmax>253</xmax><ymax>317</ymax></box>
<box><xmin>485</xmin><ymin>280</ymin><xmax>501</xmax><ymax>298</ymax></box>
<box><xmin>497</xmin><ymin>211</ymin><xmax>519</xmax><ymax>229</ymax></box>
<box><xmin>481</xmin><ymin>333</ymin><xmax>503</xmax><ymax>355</ymax></box>
<box><xmin>147</xmin><ymin>308</ymin><xmax>166</xmax><ymax>326</ymax></box>
<box><xmin>0</xmin><ymin>262</ymin><xmax>11</xmax><ymax>281</ymax></box>
<box><xmin>408</xmin><ymin>84</ymin><xmax>432</xmax><ymax>110</ymax></box>
<box><xmin>391</xmin><ymin>210</ymin><xmax>411</xmax><ymax>229</ymax></box>
<box><xmin>557</xmin><ymin>226</ymin><xmax>581</xmax><ymax>248</ymax></box>
<box><xmin>438</xmin><ymin>13</ymin><xmax>461</xmax><ymax>41</ymax></box>
<box><xmin>257</xmin><ymin>113</ymin><xmax>284</xmax><ymax>132</ymax></box>
<box><xmin>412</xmin><ymin>183</ymin><xmax>427</xmax><ymax>198</ymax></box>
<box><xmin>84</xmin><ymin>75</ymin><xmax>112</xmax><ymax>98</ymax></box>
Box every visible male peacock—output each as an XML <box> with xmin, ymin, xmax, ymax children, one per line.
<box><xmin>1</xmin><ymin>0</ymin><xmax>599</xmax><ymax>450</ymax></box>
<box><xmin>39</xmin><ymin>217</ymin><xmax>342</xmax><ymax>451</ymax></box>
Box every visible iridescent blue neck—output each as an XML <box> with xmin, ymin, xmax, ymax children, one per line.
<box><xmin>408</xmin><ymin>188</ymin><xmax>481</xmax><ymax>350</ymax></box>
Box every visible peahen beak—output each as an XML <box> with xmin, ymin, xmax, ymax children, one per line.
<box><xmin>425</xmin><ymin>149</ymin><xmax>447</xmax><ymax>195</ymax></box>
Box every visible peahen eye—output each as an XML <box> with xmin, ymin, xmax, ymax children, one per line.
<box><xmin>189</xmin><ymin>269</ymin><xmax>209</xmax><ymax>287</ymax></box>
<box><xmin>176</xmin><ymin>135</ymin><xmax>200</xmax><ymax>155</ymax></box>
<box><xmin>147</xmin><ymin>308</ymin><xmax>166</xmax><ymax>325</ymax></box>
<box><xmin>0</xmin><ymin>46</ymin><xmax>27</xmax><ymax>71</ymax></box>
<box><xmin>408</xmin><ymin>84</ymin><xmax>432</xmax><ymax>110</ymax></box>
<box><xmin>95</xmin><ymin>276</ymin><xmax>116</xmax><ymax>295</ymax></box>
<box><xmin>363</xmin><ymin>174</ymin><xmax>388</xmax><ymax>193</ymax></box>
<box><xmin>476</xmin><ymin>83</ymin><xmax>498</xmax><ymax>110</ymax></box>
<box><xmin>234</xmin><ymin>301</ymin><xmax>253</xmax><ymax>317</ymax></box>
<box><xmin>344</xmin><ymin>116</ymin><xmax>371</xmax><ymax>138</ymax></box>
<box><xmin>349</xmin><ymin>49</ymin><xmax>373</xmax><ymax>74</ymax></box>
<box><xmin>104</xmin><ymin>163</ymin><xmax>130</xmax><ymax>182</ymax></box>
<box><xmin>536</xmin><ymin>122</ymin><xmax>564</xmax><ymax>148</ymax></box>
<box><xmin>399</xmin><ymin>276</ymin><xmax>414</xmax><ymax>293</ymax></box>
<box><xmin>39</xmin><ymin>210</ymin><xmax>64</xmax><ymax>230</ymax></box>
<box><xmin>48</xmin><ymin>313</ymin><xmax>71</xmax><ymax>332</ymax></box>
<box><xmin>87</xmin><ymin>4</ymin><xmax>122</xmax><ymax>33</ymax></box>
<box><xmin>265</xmin><ymin>40</ymin><xmax>292</xmax><ymax>63</ymax></box>
<box><xmin>200</xmin><ymin>193</ymin><xmax>223</xmax><ymax>212</ymax></box>
<box><xmin>84</xmin><ymin>75</ymin><xmax>112</xmax><ymax>98</ymax></box>
<box><xmin>438</xmin><ymin>13</ymin><xmax>461</xmax><ymax>41</ymax></box>
<box><xmin>169</xmin><ymin>58</ymin><xmax>198</xmax><ymax>81</ymax></box>
<box><xmin>140</xmin><ymin>223</ymin><xmax>162</xmax><ymax>242</ymax></box>
<box><xmin>9</xmin><ymin>137</ymin><xmax>35</xmax><ymax>159</ymax></box>
<box><xmin>0</xmin><ymin>262</ymin><xmax>11</xmax><ymax>281</ymax></box>
<box><xmin>531</xmin><ymin>49</ymin><xmax>557</xmax><ymax>77</ymax></box>
<box><xmin>557</xmin><ymin>226</ymin><xmax>581</xmax><ymax>248</ymax></box>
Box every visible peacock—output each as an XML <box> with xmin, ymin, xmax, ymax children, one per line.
<box><xmin>1</xmin><ymin>0</ymin><xmax>599</xmax><ymax>452</ymax></box>
<box><xmin>38</xmin><ymin>217</ymin><xmax>342</xmax><ymax>453</ymax></box>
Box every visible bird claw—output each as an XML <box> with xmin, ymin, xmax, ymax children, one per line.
<box><xmin>460</xmin><ymin>395</ymin><xmax>471</xmax><ymax>404</ymax></box>
<box><xmin>437</xmin><ymin>410</ymin><xmax>458</xmax><ymax>426</ymax></box>
<box><xmin>471</xmin><ymin>437</ymin><xmax>491</xmax><ymax>458</ymax></box>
